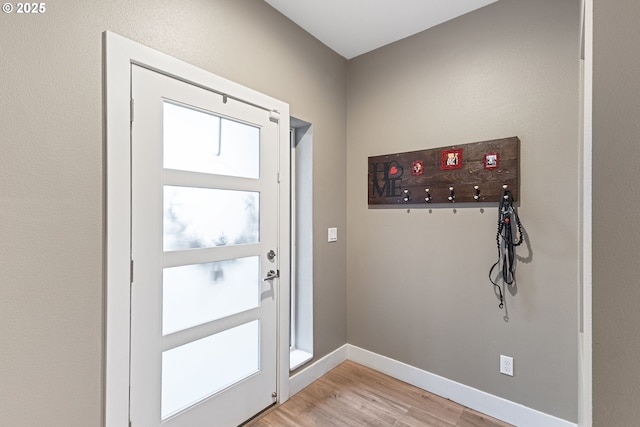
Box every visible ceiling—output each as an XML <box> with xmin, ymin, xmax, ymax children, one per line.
<box><xmin>264</xmin><ymin>0</ymin><xmax>499</xmax><ymax>59</ymax></box>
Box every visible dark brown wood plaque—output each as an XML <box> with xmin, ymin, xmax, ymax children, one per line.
<box><xmin>368</xmin><ymin>136</ymin><xmax>519</xmax><ymax>205</ymax></box>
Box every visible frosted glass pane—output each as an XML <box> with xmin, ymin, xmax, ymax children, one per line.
<box><xmin>163</xmin><ymin>102</ymin><xmax>259</xmax><ymax>179</ymax></box>
<box><xmin>164</xmin><ymin>186</ymin><xmax>259</xmax><ymax>251</ymax></box>
<box><xmin>163</xmin><ymin>257</ymin><xmax>260</xmax><ymax>335</ymax></box>
<box><xmin>161</xmin><ymin>321</ymin><xmax>259</xmax><ymax>419</ymax></box>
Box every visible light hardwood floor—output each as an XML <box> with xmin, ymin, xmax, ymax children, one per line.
<box><xmin>246</xmin><ymin>360</ymin><xmax>514</xmax><ymax>427</ymax></box>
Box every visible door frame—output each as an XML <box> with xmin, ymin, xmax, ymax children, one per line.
<box><xmin>103</xmin><ymin>31</ymin><xmax>291</xmax><ymax>426</ymax></box>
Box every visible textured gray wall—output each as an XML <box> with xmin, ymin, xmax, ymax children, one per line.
<box><xmin>347</xmin><ymin>0</ymin><xmax>581</xmax><ymax>422</ymax></box>
<box><xmin>0</xmin><ymin>1</ymin><xmax>347</xmax><ymax>425</ymax></box>
<box><xmin>593</xmin><ymin>0</ymin><xmax>640</xmax><ymax>425</ymax></box>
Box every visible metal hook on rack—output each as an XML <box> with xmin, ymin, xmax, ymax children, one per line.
<box><xmin>403</xmin><ymin>188</ymin><xmax>411</xmax><ymax>202</ymax></box>
<box><xmin>448</xmin><ymin>186</ymin><xmax>455</xmax><ymax>202</ymax></box>
<box><xmin>474</xmin><ymin>185</ymin><xmax>481</xmax><ymax>201</ymax></box>
<box><xmin>424</xmin><ymin>188</ymin><xmax>431</xmax><ymax>203</ymax></box>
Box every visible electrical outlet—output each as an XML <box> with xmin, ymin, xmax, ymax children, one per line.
<box><xmin>500</xmin><ymin>355</ymin><xmax>514</xmax><ymax>376</ymax></box>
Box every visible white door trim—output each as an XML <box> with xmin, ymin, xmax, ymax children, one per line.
<box><xmin>103</xmin><ymin>31</ymin><xmax>291</xmax><ymax>426</ymax></box>
<box><xmin>578</xmin><ymin>0</ymin><xmax>593</xmax><ymax>425</ymax></box>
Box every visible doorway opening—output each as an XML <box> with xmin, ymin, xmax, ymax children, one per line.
<box><xmin>104</xmin><ymin>31</ymin><xmax>291</xmax><ymax>427</ymax></box>
<box><xmin>290</xmin><ymin>118</ymin><xmax>313</xmax><ymax>370</ymax></box>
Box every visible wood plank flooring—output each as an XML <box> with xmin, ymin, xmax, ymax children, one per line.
<box><xmin>246</xmin><ymin>361</ymin><xmax>513</xmax><ymax>427</ymax></box>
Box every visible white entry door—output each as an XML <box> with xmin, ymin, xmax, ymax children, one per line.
<box><xmin>130</xmin><ymin>64</ymin><xmax>280</xmax><ymax>427</ymax></box>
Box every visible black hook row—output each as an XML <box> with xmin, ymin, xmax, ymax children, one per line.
<box><xmin>402</xmin><ymin>184</ymin><xmax>510</xmax><ymax>204</ymax></box>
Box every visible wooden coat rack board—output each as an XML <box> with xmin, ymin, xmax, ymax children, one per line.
<box><xmin>368</xmin><ymin>136</ymin><xmax>520</xmax><ymax>205</ymax></box>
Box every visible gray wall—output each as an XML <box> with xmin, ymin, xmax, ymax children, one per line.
<box><xmin>347</xmin><ymin>0</ymin><xmax>581</xmax><ymax>422</ymax></box>
<box><xmin>0</xmin><ymin>1</ymin><xmax>347</xmax><ymax>425</ymax></box>
<box><xmin>593</xmin><ymin>0</ymin><xmax>640</xmax><ymax>425</ymax></box>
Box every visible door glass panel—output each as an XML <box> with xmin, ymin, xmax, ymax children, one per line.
<box><xmin>161</xmin><ymin>320</ymin><xmax>260</xmax><ymax>420</ymax></box>
<box><xmin>164</xmin><ymin>186</ymin><xmax>259</xmax><ymax>251</ymax></box>
<box><xmin>163</xmin><ymin>256</ymin><xmax>260</xmax><ymax>335</ymax></box>
<box><xmin>163</xmin><ymin>101</ymin><xmax>259</xmax><ymax>179</ymax></box>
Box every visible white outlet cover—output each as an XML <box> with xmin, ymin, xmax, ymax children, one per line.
<box><xmin>500</xmin><ymin>355</ymin><xmax>514</xmax><ymax>376</ymax></box>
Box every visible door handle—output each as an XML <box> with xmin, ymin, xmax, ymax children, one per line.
<box><xmin>263</xmin><ymin>270</ymin><xmax>279</xmax><ymax>281</ymax></box>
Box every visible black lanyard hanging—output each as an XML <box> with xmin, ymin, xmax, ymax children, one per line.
<box><xmin>489</xmin><ymin>188</ymin><xmax>523</xmax><ymax>309</ymax></box>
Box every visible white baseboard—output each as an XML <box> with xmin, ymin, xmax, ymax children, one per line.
<box><xmin>288</xmin><ymin>344</ymin><xmax>349</xmax><ymax>396</ymax></box>
<box><xmin>578</xmin><ymin>332</ymin><xmax>592</xmax><ymax>427</ymax></box>
<box><xmin>347</xmin><ymin>345</ymin><xmax>576</xmax><ymax>427</ymax></box>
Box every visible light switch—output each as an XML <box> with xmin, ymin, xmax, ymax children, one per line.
<box><xmin>328</xmin><ymin>227</ymin><xmax>338</xmax><ymax>242</ymax></box>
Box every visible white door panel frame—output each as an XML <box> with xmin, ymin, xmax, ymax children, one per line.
<box><xmin>104</xmin><ymin>31</ymin><xmax>291</xmax><ymax>426</ymax></box>
<box><xmin>131</xmin><ymin>64</ymin><xmax>278</xmax><ymax>425</ymax></box>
